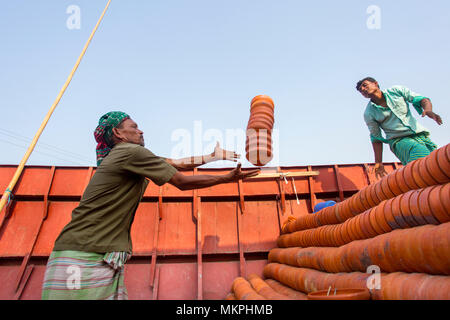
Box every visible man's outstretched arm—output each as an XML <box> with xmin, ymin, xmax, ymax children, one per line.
<box><xmin>420</xmin><ymin>98</ymin><xmax>443</xmax><ymax>125</ymax></box>
<box><xmin>162</xmin><ymin>142</ymin><xmax>240</xmax><ymax>170</ymax></box>
<box><xmin>168</xmin><ymin>163</ymin><xmax>259</xmax><ymax>190</ymax></box>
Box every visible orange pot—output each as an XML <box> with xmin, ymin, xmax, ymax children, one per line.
<box><xmin>403</xmin><ymin>161</ymin><xmax>420</xmax><ymax>190</ymax></box>
<box><xmin>250</xmin><ymin>103</ymin><xmax>274</xmax><ymax>115</ymax></box>
<box><xmin>251</xmin><ymin>95</ymin><xmax>274</xmax><ymax>108</ymax></box>
<box><xmin>407</xmin><ymin>189</ymin><xmax>427</xmax><ymax>226</ymax></box>
<box><xmin>411</xmin><ymin>158</ymin><xmax>428</xmax><ymax>188</ymax></box>
<box><xmin>420</xmin><ymin>226</ymin><xmax>446</xmax><ymax>274</ymax></box>
<box><xmin>440</xmin><ymin>182</ymin><xmax>450</xmax><ymax>213</ymax></box>
<box><xmin>368</xmin><ymin>207</ymin><xmax>385</xmax><ymax>236</ymax></box>
<box><xmin>373</xmin><ymin>201</ymin><xmax>392</xmax><ymax>233</ymax></box>
<box><xmin>391</xmin><ymin>194</ymin><xmax>410</xmax><ymax>229</ymax></box>
<box><xmin>308</xmin><ymin>288</ymin><xmax>371</xmax><ymax>300</ymax></box>
<box><xmin>383</xmin><ymin>198</ymin><xmax>401</xmax><ymax>231</ymax></box>
<box><xmin>417</xmin><ymin>186</ymin><xmax>440</xmax><ymax>225</ymax></box>
<box><xmin>374</xmin><ymin>181</ymin><xmax>388</xmax><ymax>203</ymax></box>
<box><xmin>417</xmin><ymin>156</ymin><xmax>439</xmax><ymax>186</ymax></box>
<box><xmin>250</xmin><ymin>106</ymin><xmax>274</xmax><ymax>119</ymax></box>
<box><xmin>393</xmin><ymin>166</ymin><xmax>410</xmax><ymax>193</ymax></box>
<box><xmin>362</xmin><ymin>210</ymin><xmax>378</xmax><ymax>238</ymax></box>
<box><xmin>398</xmin><ymin>190</ymin><xmax>420</xmax><ymax>227</ymax></box>
<box><xmin>424</xmin><ymin>149</ymin><xmax>448</xmax><ymax>184</ymax></box>
<box><xmin>436</xmin><ymin>145</ymin><xmax>450</xmax><ymax>179</ymax></box>
<box><xmin>339</xmin><ymin>221</ymin><xmax>352</xmax><ymax>244</ymax></box>
<box><xmin>427</xmin><ymin>185</ymin><xmax>449</xmax><ymax>223</ymax></box>
<box><xmin>386</xmin><ymin>170</ymin><xmax>403</xmax><ymax>196</ymax></box>
<box><xmin>358</xmin><ymin>188</ymin><xmax>371</xmax><ymax>211</ymax></box>
<box><xmin>333</xmin><ymin>224</ymin><xmax>346</xmax><ymax>246</ymax></box>
<box><xmin>380</xmin><ymin>175</ymin><xmax>396</xmax><ymax>199</ymax></box>
<box><xmin>247</xmin><ymin>119</ymin><xmax>273</xmax><ymax>130</ymax></box>
<box><xmin>353</xmin><ymin>214</ymin><xmax>366</xmax><ymax>239</ymax></box>
<box><xmin>364</xmin><ymin>184</ymin><xmax>378</xmax><ymax>208</ymax></box>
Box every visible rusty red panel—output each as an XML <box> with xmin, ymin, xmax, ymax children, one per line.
<box><xmin>157</xmin><ymin>262</ymin><xmax>197</xmax><ymax>300</ymax></box>
<box><xmin>0</xmin><ymin>202</ymin><xmax>44</xmax><ymax>257</ymax></box>
<box><xmin>13</xmin><ymin>167</ymin><xmax>53</xmax><ymax>196</ymax></box>
<box><xmin>32</xmin><ymin>202</ymin><xmax>77</xmax><ymax>256</ymax></box>
<box><xmin>201</xmin><ymin>202</ymin><xmax>239</xmax><ymax>254</ymax></box>
<box><xmin>49</xmin><ymin>167</ymin><xmax>92</xmax><ymax>197</ymax></box>
<box><xmin>241</xmin><ymin>201</ymin><xmax>280</xmax><ymax>252</ymax></box>
<box><xmin>157</xmin><ymin>202</ymin><xmax>196</xmax><ymax>255</ymax></box>
<box><xmin>130</xmin><ymin>202</ymin><xmax>158</xmax><ymax>255</ymax></box>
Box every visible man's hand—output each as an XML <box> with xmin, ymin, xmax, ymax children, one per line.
<box><xmin>225</xmin><ymin>163</ymin><xmax>260</xmax><ymax>182</ymax></box>
<box><xmin>374</xmin><ymin>163</ymin><xmax>387</xmax><ymax>180</ymax></box>
<box><xmin>422</xmin><ymin>110</ymin><xmax>443</xmax><ymax>125</ymax></box>
<box><xmin>211</xmin><ymin>142</ymin><xmax>240</xmax><ymax>162</ymax></box>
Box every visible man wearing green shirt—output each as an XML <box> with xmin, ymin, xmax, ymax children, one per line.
<box><xmin>356</xmin><ymin>77</ymin><xmax>443</xmax><ymax>178</ymax></box>
<box><xmin>42</xmin><ymin>111</ymin><xmax>259</xmax><ymax>300</ymax></box>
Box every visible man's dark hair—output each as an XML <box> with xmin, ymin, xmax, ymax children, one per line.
<box><xmin>356</xmin><ymin>77</ymin><xmax>378</xmax><ymax>91</ymax></box>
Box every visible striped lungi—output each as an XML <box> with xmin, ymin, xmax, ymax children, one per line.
<box><xmin>41</xmin><ymin>250</ymin><xmax>131</xmax><ymax>300</ymax></box>
<box><xmin>389</xmin><ymin>132</ymin><xmax>437</xmax><ymax>165</ymax></box>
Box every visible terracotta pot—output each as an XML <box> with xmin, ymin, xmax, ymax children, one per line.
<box><xmin>358</xmin><ymin>188</ymin><xmax>371</xmax><ymax>211</ymax></box>
<box><xmin>427</xmin><ymin>185</ymin><xmax>449</xmax><ymax>223</ymax></box>
<box><xmin>362</xmin><ymin>210</ymin><xmax>378</xmax><ymax>238</ymax></box>
<box><xmin>424</xmin><ymin>149</ymin><xmax>448</xmax><ymax>184</ymax></box>
<box><xmin>250</xmin><ymin>110</ymin><xmax>274</xmax><ymax>123</ymax></box>
<box><xmin>409</xmin><ymin>158</ymin><xmax>429</xmax><ymax>188</ymax></box>
<box><xmin>400</xmin><ymin>228</ymin><xmax>423</xmax><ymax>273</ymax></box>
<box><xmin>353</xmin><ymin>214</ymin><xmax>366</xmax><ymax>239</ymax></box>
<box><xmin>407</xmin><ymin>189</ymin><xmax>427</xmax><ymax>226</ymax></box>
<box><xmin>245</xmin><ymin>139</ymin><xmax>272</xmax><ymax>151</ymax></box>
<box><xmin>398</xmin><ymin>190</ymin><xmax>420</xmax><ymax>227</ymax></box>
<box><xmin>390</xmin><ymin>230</ymin><xmax>415</xmax><ymax>273</ymax></box>
<box><xmin>380</xmin><ymin>175</ymin><xmax>396</xmax><ymax>199</ymax></box>
<box><xmin>393</xmin><ymin>166</ymin><xmax>410</xmax><ymax>193</ymax></box>
<box><xmin>247</xmin><ymin>119</ymin><xmax>273</xmax><ymax>130</ymax></box>
<box><xmin>339</xmin><ymin>221</ymin><xmax>352</xmax><ymax>245</ymax></box>
<box><xmin>440</xmin><ymin>182</ymin><xmax>450</xmax><ymax>213</ymax></box>
<box><xmin>383</xmin><ymin>198</ymin><xmax>401</xmax><ymax>231</ymax></box>
<box><xmin>248</xmin><ymin>113</ymin><xmax>274</xmax><ymax>124</ymax></box>
<box><xmin>250</xmin><ymin>102</ymin><xmax>274</xmax><ymax>114</ymax></box>
<box><xmin>248</xmin><ymin>117</ymin><xmax>274</xmax><ymax>130</ymax></box>
<box><xmin>340</xmin><ymin>199</ymin><xmax>355</xmax><ymax>221</ymax></box>
<box><xmin>368</xmin><ymin>207</ymin><xmax>385</xmax><ymax>235</ymax></box>
<box><xmin>386</xmin><ymin>170</ymin><xmax>403</xmax><ymax>196</ymax></box>
<box><xmin>251</xmin><ymin>95</ymin><xmax>274</xmax><ymax>108</ymax></box>
<box><xmin>417</xmin><ymin>186</ymin><xmax>440</xmax><ymax>225</ymax></box>
<box><xmin>403</xmin><ymin>161</ymin><xmax>420</xmax><ymax>190</ymax></box>
<box><xmin>420</xmin><ymin>225</ymin><xmax>446</xmax><ymax>274</ymax></box>
<box><xmin>391</xmin><ymin>194</ymin><xmax>410</xmax><ymax>229</ymax></box>
<box><xmin>417</xmin><ymin>156</ymin><xmax>439</xmax><ymax>186</ymax></box>
<box><xmin>436</xmin><ymin>145</ymin><xmax>450</xmax><ymax>179</ymax></box>
<box><xmin>334</xmin><ymin>224</ymin><xmax>346</xmax><ymax>246</ymax></box>
<box><xmin>430</xmin><ymin>223</ymin><xmax>450</xmax><ymax>274</ymax></box>
<box><xmin>345</xmin><ymin>218</ymin><xmax>357</xmax><ymax>242</ymax></box>
<box><xmin>413</xmin><ymin>225</ymin><xmax>440</xmax><ymax>274</ymax></box>
<box><xmin>364</xmin><ymin>184</ymin><xmax>378</xmax><ymax>208</ymax></box>
<box><xmin>307</xmin><ymin>288</ymin><xmax>371</xmax><ymax>300</ymax></box>
<box><xmin>373</xmin><ymin>201</ymin><xmax>392</xmax><ymax>233</ymax></box>
<box><xmin>374</xmin><ymin>181</ymin><xmax>388</xmax><ymax>203</ymax></box>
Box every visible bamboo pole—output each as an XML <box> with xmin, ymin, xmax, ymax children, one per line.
<box><xmin>0</xmin><ymin>0</ymin><xmax>112</xmax><ymax>223</ymax></box>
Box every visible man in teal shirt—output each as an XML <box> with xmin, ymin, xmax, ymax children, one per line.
<box><xmin>356</xmin><ymin>77</ymin><xmax>443</xmax><ymax>178</ymax></box>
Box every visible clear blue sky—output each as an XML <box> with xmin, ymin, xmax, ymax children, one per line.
<box><xmin>1</xmin><ymin>0</ymin><xmax>449</xmax><ymax>168</ymax></box>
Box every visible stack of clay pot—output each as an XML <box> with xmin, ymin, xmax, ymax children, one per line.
<box><xmin>245</xmin><ymin>95</ymin><xmax>274</xmax><ymax>166</ymax></box>
<box><xmin>227</xmin><ymin>144</ymin><xmax>450</xmax><ymax>300</ymax></box>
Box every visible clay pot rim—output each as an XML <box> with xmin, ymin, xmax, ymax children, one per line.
<box><xmin>251</xmin><ymin>97</ymin><xmax>274</xmax><ymax>108</ymax></box>
<box><xmin>307</xmin><ymin>288</ymin><xmax>371</xmax><ymax>300</ymax></box>
<box><xmin>436</xmin><ymin>146</ymin><xmax>450</xmax><ymax>179</ymax></box>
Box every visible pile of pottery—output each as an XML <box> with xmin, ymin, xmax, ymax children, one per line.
<box><xmin>246</xmin><ymin>95</ymin><xmax>274</xmax><ymax>166</ymax></box>
<box><xmin>227</xmin><ymin>144</ymin><xmax>450</xmax><ymax>300</ymax></box>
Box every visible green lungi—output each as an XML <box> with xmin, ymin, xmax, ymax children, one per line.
<box><xmin>41</xmin><ymin>250</ymin><xmax>130</xmax><ymax>300</ymax></box>
<box><xmin>389</xmin><ymin>132</ymin><xmax>437</xmax><ymax>165</ymax></box>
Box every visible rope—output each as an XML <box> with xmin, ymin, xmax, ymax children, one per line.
<box><xmin>0</xmin><ymin>0</ymin><xmax>112</xmax><ymax>222</ymax></box>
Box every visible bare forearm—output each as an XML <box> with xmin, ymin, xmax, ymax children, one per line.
<box><xmin>372</xmin><ymin>141</ymin><xmax>383</xmax><ymax>163</ymax></box>
<box><xmin>178</xmin><ymin>174</ymin><xmax>230</xmax><ymax>190</ymax></box>
<box><xmin>164</xmin><ymin>154</ymin><xmax>214</xmax><ymax>170</ymax></box>
<box><xmin>421</xmin><ymin>98</ymin><xmax>433</xmax><ymax>112</ymax></box>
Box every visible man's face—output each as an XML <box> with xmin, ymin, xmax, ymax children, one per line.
<box><xmin>114</xmin><ymin>118</ymin><xmax>145</xmax><ymax>147</ymax></box>
<box><xmin>358</xmin><ymin>80</ymin><xmax>379</xmax><ymax>98</ymax></box>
